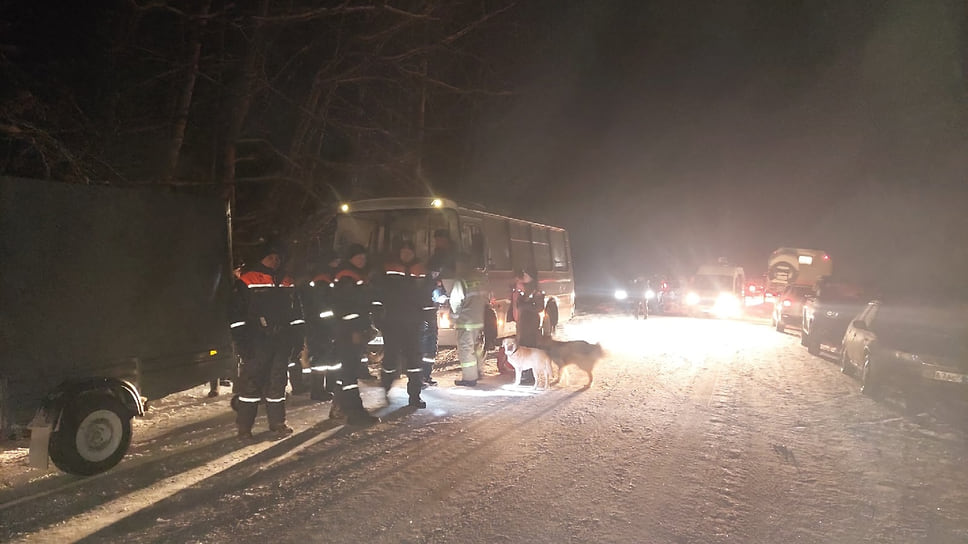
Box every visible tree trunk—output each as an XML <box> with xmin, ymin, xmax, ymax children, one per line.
<box><xmin>220</xmin><ymin>0</ymin><xmax>270</xmax><ymax>204</ymax></box>
<box><xmin>164</xmin><ymin>0</ymin><xmax>211</xmax><ymax>182</ymax></box>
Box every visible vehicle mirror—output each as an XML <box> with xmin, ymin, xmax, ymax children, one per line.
<box><xmin>852</xmin><ymin>320</ymin><xmax>866</xmax><ymax>330</ymax></box>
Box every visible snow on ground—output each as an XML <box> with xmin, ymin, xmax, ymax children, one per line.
<box><xmin>2</xmin><ymin>313</ymin><xmax>967</xmax><ymax>543</ymax></box>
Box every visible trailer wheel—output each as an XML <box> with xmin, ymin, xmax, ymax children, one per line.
<box><xmin>50</xmin><ymin>393</ymin><xmax>132</xmax><ymax>476</ymax></box>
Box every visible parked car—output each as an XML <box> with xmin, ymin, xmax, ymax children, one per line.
<box><xmin>800</xmin><ymin>281</ymin><xmax>867</xmax><ymax>355</ymax></box>
<box><xmin>613</xmin><ymin>276</ymin><xmax>650</xmax><ymax>319</ymax></box>
<box><xmin>840</xmin><ymin>300</ymin><xmax>968</xmax><ymax>397</ymax></box>
<box><xmin>772</xmin><ymin>284</ymin><xmax>815</xmax><ymax>332</ymax></box>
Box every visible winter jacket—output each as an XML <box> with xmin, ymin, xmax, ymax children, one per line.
<box><xmin>450</xmin><ymin>268</ymin><xmax>487</xmax><ymax>329</ymax></box>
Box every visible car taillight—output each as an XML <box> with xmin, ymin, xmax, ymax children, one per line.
<box><xmin>782</xmin><ymin>299</ymin><xmax>792</xmax><ymax>307</ymax></box>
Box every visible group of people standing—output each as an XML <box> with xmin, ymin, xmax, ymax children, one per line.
<box><xmin>228</xmin><ymin>230</ymin><xmax>475</xmax><ymax>435</ymax></box>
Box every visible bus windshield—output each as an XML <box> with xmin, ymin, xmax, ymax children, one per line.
<box><xmin>335</xmin><ymin>208</ymin><xmax>459</xmax><ymax>264</ymax></box>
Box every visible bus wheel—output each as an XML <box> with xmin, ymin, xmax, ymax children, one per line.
<box><xmin>50</xmin><ymin>393</ymin><xmax>132</xmax><ymax>475</ymax></box>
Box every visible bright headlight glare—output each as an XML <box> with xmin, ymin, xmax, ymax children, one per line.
<box><xmin>645</xmin><ymin>289</ymin><xmax>656</xmax><ymax>299</ymax></box>
<box><xmin>685</xmin><ymin>292</ymin><xmax>700</xmax><ymax>305</ymax></box>
<box><xmin>614</xmin><ymin>289</ymin><xmax>628</xmax><ymax>301</ymax></box>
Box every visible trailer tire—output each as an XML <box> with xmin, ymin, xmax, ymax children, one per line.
<box><xmin>50</xmin><ymin>393</ymin><xmax>132</xmax><ymax>476</ymax></box>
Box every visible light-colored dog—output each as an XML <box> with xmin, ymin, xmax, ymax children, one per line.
<box><xmin>502</xmin><ymin>337</ymin><xmax>554</xmax><ymax>390</ymax></box>
<box><xmin>541</xmin><ymin>338</ymin><xmax>605</xmax><ymax>387</ymax></box>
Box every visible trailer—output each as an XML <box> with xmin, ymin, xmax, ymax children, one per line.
<box><xmin>0</xmin><ymin>177</ymin><xmax>236</xmax><ymax>475</ymax></box>
<box><xmin>765</xmin><ymin>248</ymin><xmax>833</xmax><ymax>300</ymax></box>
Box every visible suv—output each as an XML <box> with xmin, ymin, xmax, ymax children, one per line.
<box><xmin>772</xmin><ymin>284</ymin><xmax>815</xmax><ymax>333</ymax></box>
<box><xmin>800</xmin><ymin>281</ymin><xmax>867</xmax><ymax>355</ymax></box>
<box><xmin>841</xmin><ymin>300</ymin><xmax>968</xmax><ymax>397</ymax></box>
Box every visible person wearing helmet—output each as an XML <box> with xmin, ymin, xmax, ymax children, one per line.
<box><xmin>231</xmin><ymin>241</ymin><xmax>304</xmax><ymax>439</ymax></box>
<box><xmin>328</xmin><ymin>244</ymin><xmax>380</xmax><ymax>425</ymax></box>
<box><xmin>375</xmin><ymin>240</ymin><xmax>428</xmax><ymax>408</ymax></box>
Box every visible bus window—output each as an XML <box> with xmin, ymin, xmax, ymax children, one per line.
<box><xmin>549</xmin><ymin>229</ymin><xmax>569</xmax><ymax>271</ymax></box>
<box><xmin>461</xmin><ymin>222</ymin><xmax>486</xmax><ymax>269</ymax></box>
<box><xmin>509</xmin><ymin>220</ymin><xmax>534</xmax><ymax>272</ymax></box>
<box><xmin>532</xmin><ymin>226</ymin><xmax>552</xmax><ymax>272</ymax></box>
<box><xmin>335</xmin><ymin>213</ymin><xmax>381</xmax><ymax>252</ymax></box>
<box><xmin>483</xmin><ymin>217</ymin><xmax>511</xmax><ymax>270</ymax></box>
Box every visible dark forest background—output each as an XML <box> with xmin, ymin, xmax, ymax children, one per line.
<box><xmin>1</xmin><ymin>0</ymin><xmax>524</xmax><ymax>254</ymax></box>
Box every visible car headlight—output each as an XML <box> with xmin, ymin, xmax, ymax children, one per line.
<box><xmin>716</xmin><ymin>292</ymin><xmax>740</xmax><ymax>308</ymax></box>
<box><xmin>685</xmin><ymin>292</ymin><xmax>700</xmax><ymax>305</ymax></box>
<box><xmin>614</xmin><ymin>289</ymin><xmax>628</xmax><ymax>301</ymax></box>
<box><xmin>645</xmin><ymin>289</ymin><xmax>656</xmax><ymax>300</ymax></box>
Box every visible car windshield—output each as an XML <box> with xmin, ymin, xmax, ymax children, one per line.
<box><xmin>788</xmin><ymin>286</ymin><xmax>814</xmax><ymax>298</ymax></box>
<box><xmin>818</xmin><ymin>283</ymin><xmax>864</xmax><ymax>302</ymax></box>
<box><xmin>874</xmin><ymin>307</ymin><xmax>968</xmax><ymax>358</ymax></box>
<box><xmin>693</xmin><ymin>275</ymin><xmax>732</xmax><ymax>291</ymax></box>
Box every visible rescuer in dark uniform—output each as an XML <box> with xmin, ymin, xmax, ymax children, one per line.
<box><xmin>376</xmin><ymin>241</ymin><xmax>428</xmax><ymax>408</ymax></box>
<box><xmin>230</xmin><ymin>242</ymin><xmax>305</xmax><ymax>439</ymax></box>
<box><xmin>301</xmin><ymin>251</ymin><xmax>341</xmax><ymax>402</ymax></box>
<box><xmin>329</xmin><ymin>244</ymin><xmax>380</xmax><ymax>425</ymax></box>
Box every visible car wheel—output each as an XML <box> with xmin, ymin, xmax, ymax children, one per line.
<box><xmin>800</xmin><ymin>319</ymin><xmax>809</xmax><ymax>346</ymax></box>
<box><xmin>775</xmin><ymin>316</ymin><xmax>785</xmax><ymax>333</ymax></box>
<box><xmin>840</xmin><ymin>348</ymin><xmax>854</xmax><ymax>376</ymax></box>
<box><xmin>806</xmin><ymin>332</ymin><xmax>821</xmax><ymax>355</ymax></box>
<box><xmin>860</xmin><ymin>350</ymin><xmax>882</xmax><ymax>398</ymax></box>
<box><xmin>49</xmin><ymin>393</ymin><xmax>132</xmax><ymax>476</ymax></box>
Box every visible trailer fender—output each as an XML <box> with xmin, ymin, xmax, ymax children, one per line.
<box><xmin>28</xmin><ymin>378</ymin><xmax>142</xmax><ymax>471</ymax></box>
<box><xmin>42</xmin><ymin>378</ymin><xmax>143</xmax><ymax>434</ymax></box>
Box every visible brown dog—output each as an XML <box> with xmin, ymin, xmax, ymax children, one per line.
<box><xmin>541</xmin><ymin>338</ymin><xmax>605</xmax><ymax>387</ymax></box>
<box><xmin>501</xmin><ymin>338</ymin><xmax>554</xmax><ymax>390</ymax></box>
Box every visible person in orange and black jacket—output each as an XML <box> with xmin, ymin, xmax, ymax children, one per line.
<box><xmin>230</xmin><ymin>242</ymin><xmax>306</xmax><ymax>439</ymax></box>
<box><xmin>300</xmin><ymin>250</ymin><xmax>341</xmax><ymax>402</ymax></box>
<box><xmin>375</xmin><ymin>241</ymin><xmax>428</xmax><ymax>408</ymax></box>
<box><xmin>329</xmin><ymin>244</ymin><xmax>380</xmax><ymax>425</ymax></box>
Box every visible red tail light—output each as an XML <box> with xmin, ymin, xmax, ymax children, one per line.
<box><xmin>822</xmin><ymin>254</ymin><xmax>830</xmax><ymax>261</ymax></box>
<box><xmin>782</xmin><ymin>299</ymin><xmax>792</xmax><ymax>307</ymax></box>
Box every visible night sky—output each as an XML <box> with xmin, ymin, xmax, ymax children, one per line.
<box><xmin>2</xmin><ymin>0</ymin><xmax>966</xmax><ymax>295</ymax></box>
<box><xmin>455</xmin><ymin>0</ymin><xmax>968</xmax><ymax>294</ymax></box>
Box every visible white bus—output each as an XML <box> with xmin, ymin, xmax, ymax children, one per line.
<box><xmin>334</xmin><ymin>197</ymin><xmax>575</xmax><ymax>347</ymax></box>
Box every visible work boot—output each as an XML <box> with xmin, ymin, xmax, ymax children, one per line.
<box><xmin>329</xmin><ymin>401</ymin><xmax>347</xmax><ymax>422</ymax></box>
<box><xmin>454</xmin><ymin>379</ymin><xmax>477</xmax><ymax>387</ymax></box>
<box><xmin>311</xmin><ymin>390</ymin><xmax>334</xmax><ymax>402</ymax></box>
<box><xmin>269</xmin><ymin>423</ymin><xmax>294</xmax><ymax>438</ymax></box>
<box><xmin>266</xmin><ymin>401</ymin><xmax>288</xmax><ymax>431</ymax></box>
<box><xmin>235</xmin><ymin>399</ymin><xmax>259</xmax><ymax>434</ymax></box>
<box><xmin>408</xmin><ymin>397</ymin><xmax>426</xmax><ymax>409</ymax></box>
<box><xmin>346</xmin><ymin>411</ymin><xmax>380</xmax><ymax>426</ymax></box>
<box><xmin>333</xmin><ymin>386</ymin><xmax>377</xmax><ymax>425</ymax></box>
<box><xmin>237</xmin><ymin>426</ymin><xmax>254</xmax><ymax>439</ymax></box>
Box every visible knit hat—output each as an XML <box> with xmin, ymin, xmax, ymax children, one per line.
<box><xmin>344</xmin><ymin>243</ymin><xmax>367</xmax><ymax>260</ymax></box>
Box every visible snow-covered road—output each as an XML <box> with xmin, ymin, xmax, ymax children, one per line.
<box><xmin>2</xmin><ymin>314</ymin><xmax>967</xmax><ymax>543</ymax></box>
